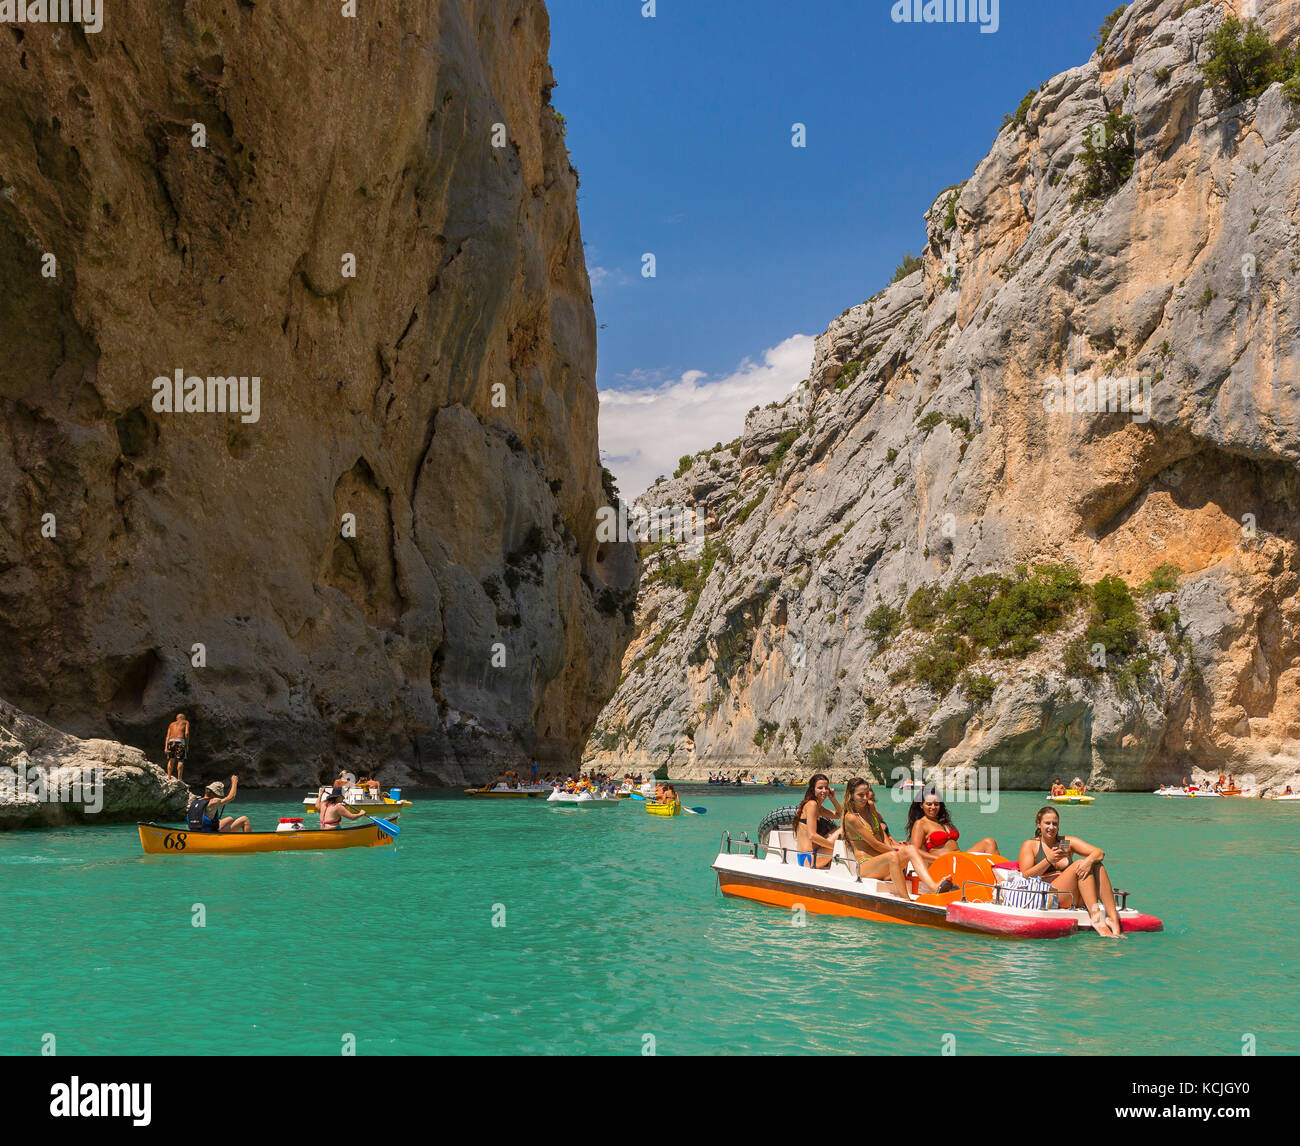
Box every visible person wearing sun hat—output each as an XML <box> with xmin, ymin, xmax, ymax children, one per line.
<box><xmin>186</xmin><ymin>775</ymin><xmax>251</xmax><ymax>834</ymax></box>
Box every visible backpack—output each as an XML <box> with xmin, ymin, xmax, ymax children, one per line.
<box><xmin>186</xmin><ymin>797</ymin><xmax>213</xmax><ymax>831</ymax></box>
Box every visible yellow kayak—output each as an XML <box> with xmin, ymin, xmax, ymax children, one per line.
<box><xmin>138</xmin><ymin>821</ymin><xmax>395</xmax><ymax>855</ymax></box>
<box><xmin>645</xmin><ymin>801</ymin><xmax>681</xmax><ymax>817</ymax></box>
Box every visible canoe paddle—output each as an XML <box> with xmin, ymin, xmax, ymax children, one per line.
<box><xmin>629</xmin><ymin>792</ymin><xmax>646</xmax><ymax>801</ymax></box>
<box><xmin>683</xmin><ymin>806</ymin><xmax>707</xmax><ymax>815</ymax></box>
<box><xmin>368</xmin><ymin>814</ymin><xmax>400</xmax><ymax>837</ymax></box>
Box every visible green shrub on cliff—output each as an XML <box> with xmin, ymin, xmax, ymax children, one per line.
<box><xmin>1094</xmin><ymin>5</ymin><xmax>1129</xmax><ymax>55</ymax></box>
<box><xmin>1001</xmin><ymin>89</ymin><xmax>1037</xmax><ymax>133</ymax></box>
<box><xmin>962</xmin><ymin>672</ymin><xmax>997</xmax><ymax>705</ymax></box>
<box><xmin>1139</xmin><ymin>562</ymin><xmax>1182</xmax><ymax>596</ymax></box>
<box><xmin>1201</xmin><ymin>17</ymin><xmax>1286</xmax><ymax>105</ymax></box>
<box><xmin>892</xmin><ymin>252</ymin><xmax>922</xmax><ymax>283</ymax></box>
<box><xmin>903</xmin><ymin>565</ymin><xmax>1087</xmax><ymax>697</ymax></box>
<box><xmin>864</xmin><ymin>603</ymin><xmax>904</xmax><ymax>649</ymax></box>
<box><xmin>601</xmin><ymin>467</ymin><xmax>620</xmax><ymax>506</ymax></box>
<box><xmin>890</xmin><ymin>716</ymin><xmax>920</xmax><ymax>746</ymax></box>
<box><xmin>1075</xmin><ymin>575</ymin><xmax>1143</xmax><ymax>668</ymax></box>
<box><xmin>766</xmin><ymin>430</ymin><xmax>800</xmax><ymax>477</ymax></box>
<box><xmin>1073</xmin><ymin>111</ymin><xmax>1135</xmax><ymax>203</ymax></box>
<box><xmin>735</xmin><ymin>493</ymin><xmax>764</xmax><ymax>525</ymax></box>
<box><xmin>912</xmin><ymin>631</ymin><xmax>973</xmax><ymax>696</ymax></box>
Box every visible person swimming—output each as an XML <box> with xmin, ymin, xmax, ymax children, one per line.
<box><xmin>1018</xmin><ymin>807</ymin><xmax>1122</xmax><ymax>937</ymax></box>
<box><xmin>906</xmin><ymin>790</ymin><xmax>999</xmax><ymax>864</ymax></box>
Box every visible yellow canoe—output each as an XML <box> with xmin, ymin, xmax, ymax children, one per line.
<box><xmin>138</xmin><ymin>821</ymin><xmax>395</xmax><ymax>855</ymax></box>
<box><xmin>1047</xmin><ymin>793</ymin><xmax>1095</xmax><ymax>805</ymax></box>
<box><xmin>645</xmin><ymin>801</ymin><xmax>681</xmax><ymax>817</ymax></box>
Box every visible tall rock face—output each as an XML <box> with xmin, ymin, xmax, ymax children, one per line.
<box><xmin>0</xmin><ymin>2</ymin><xmax>636</xmax><ymax>785</ymax></box>
<box><xmin>587</xmin><ymin>0</ymin><xmax>1300</xmax><ymax>793</ymax></box>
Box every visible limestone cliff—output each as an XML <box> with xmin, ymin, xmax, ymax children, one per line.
<box><xmin>586</xmin><ymin>0</ymin><xmax>1300</xmax><ymax>793</ymax></box>
<box><xmin>0</xmin><ymin>2</ymin><xmax>635</xmax><ymax>785</ymax></box>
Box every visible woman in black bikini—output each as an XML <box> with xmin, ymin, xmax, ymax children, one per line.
<box><xmin>905</xmin><ymin>789</ymin><xmax>999</xmax><ymax>865</ymax></box>
<box><xmin>792</xmin><ymin>773</ymin><xmax>842</xmax><ymax>869</ymax></box>
<box><xmin>1018</xmin><ymin>807</ymin><xmax>1122</xmax><ymax>937</ymax></box>
<box><xmin>840</xmin><ymin>778</ymin><xmax>954</xmax><ymax>895</ymax></box>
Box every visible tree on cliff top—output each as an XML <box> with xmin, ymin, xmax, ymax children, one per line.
<box><xmin>1094</xmin><ymin>4</ymin><xmax>1130</xmax><ymax>55</ymax></box>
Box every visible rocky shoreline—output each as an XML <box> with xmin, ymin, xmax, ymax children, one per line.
<box><xmin>0</xmin><ymin>699</ymin><xmax>188</xmax><ymax>830</ymax></box>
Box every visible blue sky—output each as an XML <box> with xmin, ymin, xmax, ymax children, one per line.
<box><xmin>546</xmin><ymin>0</ymin><xmax>1130</xmax><ymax>494</ymax></box>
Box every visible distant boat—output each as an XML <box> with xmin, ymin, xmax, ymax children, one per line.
<box><xmin>1048</xmin><ymin>790</ymin><xmax>1095</xmax><ymax>805</ymax></box>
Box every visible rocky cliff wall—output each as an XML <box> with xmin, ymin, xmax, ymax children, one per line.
<box><xmin>0</xmin><ymin>1</ymin><xmax>636</xmax><ymax>785</ymax></box>
<box><xmin>586</xmin><ymin>0</ymin><xmax>1300</xmax><ymax>794</ymax></box>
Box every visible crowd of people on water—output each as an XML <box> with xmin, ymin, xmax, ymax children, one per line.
<box><xmin>707</xmin><ymin>772</ymin><xmax>784</xmax><ymax>785</ymax></box>
<box><xmin>483</xmin><ymin>769</ymin><xmax>652</xmax><ymax>795</ymax></box>
<box><xmin>786</xmin><ymin>773</ymin><xmax>1127</xmax><ymax>937</ymax></box>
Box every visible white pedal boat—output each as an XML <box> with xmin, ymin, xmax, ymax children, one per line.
<box><xmin>712</xmin><ymin>821</ymin><xmax>1163</xmax><ymax>940</ymax></box>
<box><xmin>1154</xmin><ymin>785</ymin><xmax>1219</xmax><ymax>798</ymax></box>
<box><xmin>546</xmin><ymin>789</ymin><xmax>622</xmax><ymax>807</ymax></box>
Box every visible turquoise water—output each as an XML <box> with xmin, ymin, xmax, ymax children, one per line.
<box><xmin>1</xmin><ymin>788</ymin><xmax>1296</xmax><ymax>1056</ymax></box>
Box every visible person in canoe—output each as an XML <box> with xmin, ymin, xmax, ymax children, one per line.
<box><xmin>793</xmin><ymin>773</ymin><xmax>842</xmax><ymax>869</ymax></box>
<box><xmin>164</xmin><ymin>713</ymin><xmax>190</xmax><ymax>782</ymax></box>
<box><xmin>318</xmin><ymin>788</ymin><xmax>369</xmax><ymax>830</ymax></box>
<box><xmin>1049</xmin><ymin>779</ymin><xmax>1064</xmax><ymax>797</ymax></box>
<box><xmin>1018</xmin><ymin>807</ymin><xmax>1122</xmax><ymax>938</ymax></box>
<box><xmin>841</xmin><ymin>778</ymin><xmax>955</xmax><ymax>894</ymax></box>
<box><xmin>905</xmin><ymin>789</ymin><xmax>999</xmax><ymax>864</ymax></box>
<box><xmin>187</xmin><ymin>778</ymin><xmax>250</xmax><ymax>834</ymax></box>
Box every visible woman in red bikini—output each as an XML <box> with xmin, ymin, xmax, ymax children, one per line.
<box><xmin>905</xmin><ymin>790</ymin><xmax>999</xmax><ymax>866</ymax></box>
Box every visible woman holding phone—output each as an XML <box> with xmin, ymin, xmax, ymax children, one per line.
<box><xmin>1018</xmin><ymin>807</ymin><xmax>1122</xmax><ymax>937</ymax></box>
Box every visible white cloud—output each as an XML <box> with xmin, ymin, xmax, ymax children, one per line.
<box><xmin>598</xmin><ymin>333</ymin><xmax>815</xmax><ymax>499</ymax></box>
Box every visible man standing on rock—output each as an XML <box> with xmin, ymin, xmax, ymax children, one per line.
<box><xmin>164</xmin><ymin>713</ymin><xmax>190</xmax><ymax>782</ymax></box>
